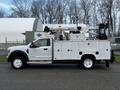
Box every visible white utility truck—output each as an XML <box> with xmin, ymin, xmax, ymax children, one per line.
<box><xmin>7</xmin><ymin>24</ymin><xmax>113</xmax><ymax>69</ymax></box>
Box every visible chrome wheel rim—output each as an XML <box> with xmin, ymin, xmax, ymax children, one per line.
<box><xmin>13</xmin><ymin>59</ymin><xmax>22</xmax><ymax>68</ymax></box>
<box><xmin>84</xmin><ymin>59</ymin><xmax>93</xmax><ymax>68</ymax></box>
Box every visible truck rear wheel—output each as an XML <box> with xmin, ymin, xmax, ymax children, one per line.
<box><xmin>11</xmin><ymin>57</ymin><xmax>26</xmax><ymax>69</ymax></box>
<box><xmin>82</xmin><ymin>57</ymin><xmax>95</xmax><ymax>69</ymax></box>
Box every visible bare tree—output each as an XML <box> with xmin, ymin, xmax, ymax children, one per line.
<box><xmin>67</xmin><ymin>0</ymin><xmax>73</xmax><ymax>23</ymax></box>
<box><xmin>90</xmin><ymin>0</ymin><xmax>99</xmax><ymax>25</ymax></box>
<box><xmin>107</xmin><ymin>0</ymin><xmax>114</xmax><ymax>36</ymax></box>
<box><xmin>67</xmin><ymin>0</ymin><xmax>80</xmax><ymax>24</ymax></box>
<box><xmin>10</xmin><ymin>0</ymin><xmax>120</xmax><ymax>32</ymax></box>
<box><xmin>55</xmin><ymin>0</ymin><xmax>68</xmax><ymax>24</ymax></box>
<box><xmin>118</xmin><ymin>17</ymin><xmax>120</xmax><ymax>36</ymax></box>
<box><xmin>0</xmin><ymin>8</ymin><xmax>5</xmax><ymax>18</ymax></box>
<box><xmin>112</xmin><ymin>0</ymin><xmax>120</xmax><ymax>36</ymax></box>
<box><xmin>97</xmin><ymin>0</ymin><xmax>114</xmax><ymax>37</ymax></box>
<box><xmin>45</xmin><ymin>0</ymin><xmax>61</xmax><ymax>24</ymax></box>
<box><xmin>11</xmin><ymin>0</ymin><xmax>31</xmax><ymax>17</ymax></box>
<box><xmin>44</xmin><ymin>0</ymin><xmax>54</xmax><ymax>23</ymax></box>
<box><xmin>31</xmin><ymin>0</ymin><xmax>47</xmax><ymax>23</ymax></box>
<box><xmin>80</xmin><ymin>0</ymin><xmax>92</xmax><ymax>24</ymax></box>
<box><xmin>31</xmin><ymin>0</ymin><xmax>68</xmax><ymax>24</ymax></box>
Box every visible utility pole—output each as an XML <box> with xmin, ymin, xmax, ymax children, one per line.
<box><xmin>5</xmin><ymin>37</ymin><xmax>7</xmax><ymax>50</ymax></box>
<box><xmin>75</xmin><ymin>0</ymin><xmax>78</xmax><ymax>26</ymax></box>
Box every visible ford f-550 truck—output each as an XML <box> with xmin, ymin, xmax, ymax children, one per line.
<box><xmin>7</xmin><ymin>24</ymin><xmax>113</xmax><ymax>69</ymax></box>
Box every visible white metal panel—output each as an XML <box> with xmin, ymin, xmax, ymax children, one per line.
<box><xmin>61</xmin><ymin>42</ymin><xmax>71</xmax><ymax>60</ymax></box>
<box><xmin>78</xmin><ymin>40</ymin><xmax>110</xmax><ymax>60</ymax></box>
<box><xmin>54</xmin><ymin>40</ymin><xmax>111</xmax><ymax>60</ymax></box>
<box><xmin>28</xmin><ymin>38</ymin><xmax>52</xmax><ymax>60</ymax></box>
<box><xmin>69</xmin><ymin>42</ymin><xmax>79</xmax><ymax>59</ymax></box>
<box><xmin>70</xmin><ymin>33</ymin><xmax>87</xmax><ymax>40</ymax></box>
<box><xmin>78</xmin><ymin>41</ymin><xmax>98</xmax><ymax>52</ymax></box>
<box><xmin>43</xmin><ymin>24</ymin><xmax>87</xmax><ymax>31</ymax></box>
<box><xmin>54</xmin><ymin>41</ymin><xmax>62</xmax><ymax>60</ymax></box>
<box><xmin>29</xmin><ymin>46</ymin><xmax>52</xmax><ymax>60</ymax></box>
<box><xmin>97</xmin><ymin>41</ymin><xmax>111</xmax><ymax>59</ymax></box>
<box><xmin>78</xmin><ymin>41</ymin><xmax>98</xmax><ymax>60</ymax></box>
<box><xmin>54</xmin><ymin>41</ymin><xmax>79</xmax><ymax>60</ymax></box>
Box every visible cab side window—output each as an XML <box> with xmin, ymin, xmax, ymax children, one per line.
<box><xmin>34</xmin><ymin>39</ymin><xmax>50</xmax><ymax>47</ymax></box>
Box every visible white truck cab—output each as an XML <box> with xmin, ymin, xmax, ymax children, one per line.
<box><xmin>7</xmin><ymin>24</ymin><xmax>113</xmax><ymax>69</ymax></box>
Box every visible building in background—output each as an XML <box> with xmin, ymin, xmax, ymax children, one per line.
<box><xmin>0</xmin><ymin>18</ymin><xmax>35</xmax><ymax>43</ymax></box>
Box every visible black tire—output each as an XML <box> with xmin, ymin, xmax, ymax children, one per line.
<box><xmin>106</xmin><ymin>61</ymin><xmax>109</xmax><ymax>68</ymax></box>
<box><xmin>11</xmin><ymin>56</ymin><xmax>26</xmax><ymax>69</ymax></box>
<box><xmin>81</xmin><ymin>57</ymin><xmax>95</xmax><ymax>69</ymax></box>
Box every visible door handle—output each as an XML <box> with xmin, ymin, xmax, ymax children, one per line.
<box><xmin>44</xmin><ymin>48</ymin><xmax>48</xmax><ymax>50</ymax></box>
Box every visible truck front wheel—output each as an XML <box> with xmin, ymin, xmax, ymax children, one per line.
<box><xmin>82</xmin><ymin>57</ymin><xmax>95</xmax><ymax>69</ymax></box>
<box><xmin>11</xmin><ymin>57</ymin><xmax>26</xmax><ymax>69</ymax></box>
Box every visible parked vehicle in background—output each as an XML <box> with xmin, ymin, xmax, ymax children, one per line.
<box><xmin>111</xmin><ymin>37</ymin><xmax>120</xmax><ymax>51</ymax></box>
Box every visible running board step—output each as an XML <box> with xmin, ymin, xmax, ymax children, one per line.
<box><xmin>27</xmin><ymin>60</ymin><xmax>52</xmax><ymax>64</ymax></box>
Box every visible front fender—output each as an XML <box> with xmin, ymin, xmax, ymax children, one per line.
<box><xmin>7</xmin><ymin>50</ymin><xmax>29</xmax><ymax>62</ymax></box>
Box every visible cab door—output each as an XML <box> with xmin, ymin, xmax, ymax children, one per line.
<box><xmin>29</xmin><ymin>38</ymin><xmax>52</xmax><ymax>60</ymax></box>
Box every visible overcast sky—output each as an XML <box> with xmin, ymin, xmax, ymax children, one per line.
<box><xmin>0</xmin><ymin>0</ymin><xmax>12</xmax><ymax>15</ymax></box>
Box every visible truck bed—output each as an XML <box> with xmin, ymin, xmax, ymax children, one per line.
<box><xmin>53</xmin><ymin>40</ymin><xmax>111</xmax><ymax>60</ymax></box>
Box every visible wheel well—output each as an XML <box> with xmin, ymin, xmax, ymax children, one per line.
<box><xmin>8</xmin><ymin>51</ymin><xmax>29</xmax><ymax>62</ymax></box>
<box><xmin>81</xmin><ymin>54</ymin><xmax>96</xmax><ymax>60</ymax></box>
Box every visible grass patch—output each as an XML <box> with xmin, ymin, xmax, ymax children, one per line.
<box><xmin>0</xmin><ymin>56</ymin><xmax>7</xmax><ymax>62</ymax></box>
<box><xmin>0</xmin><ymin>55</ymin><xmax>120</xmax><ymax>63</ymax></box>
<box><xmin>115</xmin><ymin>55</ymin><xmax>120</xmax><ymax>63</ymax></box>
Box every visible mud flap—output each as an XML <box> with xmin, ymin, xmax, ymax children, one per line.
<box><xmin>110</xmin><ymin>50</ymin><xmax>115</xmax><ymax>63</ymax></box>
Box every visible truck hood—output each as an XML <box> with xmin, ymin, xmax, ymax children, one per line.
<box><xmin>8</xmin><ymin>45</ymin><xmax>29</xmax><ymax>52</ymax></box>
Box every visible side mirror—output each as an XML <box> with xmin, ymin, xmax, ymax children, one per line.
<box><xmin>30</xmin><ymin>42</ymin><xmax>37</xmax><ymax>48</ymax></box>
